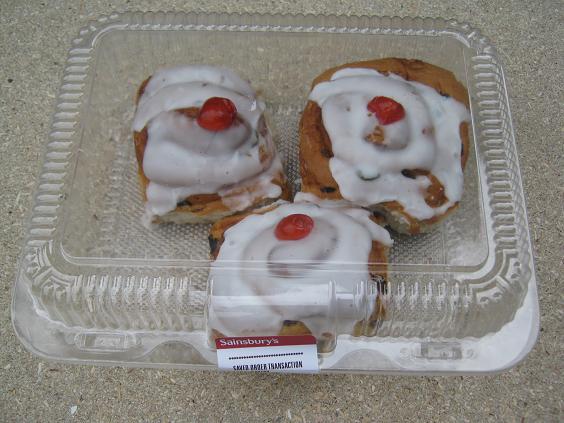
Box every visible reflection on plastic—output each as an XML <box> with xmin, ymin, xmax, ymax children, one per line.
<box><xmin>74</xmin><ymin>332</ymin><xmax>140</xmax><ymax>352</ymax></box>
<box><xmin>206</xmin><ymin>271</ymin><xmax>385</xmax><ymax>353</ymax></box>
<box><xmin>419</xmin><ymin>342</ymin><xmax>463</xmax><ymax>360</ymax></box>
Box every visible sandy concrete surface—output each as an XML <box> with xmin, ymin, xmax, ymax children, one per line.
<box><xmin>0</xmin><ymin>0</ymin><xmax>562</xmax><ymax>421</ymax></box>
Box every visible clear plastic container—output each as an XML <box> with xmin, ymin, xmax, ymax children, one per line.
<box><xmin>12</xmin><ymin>12</ymin><xmax>539</xmax><ymax>373</ymax></box>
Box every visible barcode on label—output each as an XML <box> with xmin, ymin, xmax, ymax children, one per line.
<box><xmin>216</xmin><ymin>335</ymin><xmax>319</xmax><ymax>373</ymax></box>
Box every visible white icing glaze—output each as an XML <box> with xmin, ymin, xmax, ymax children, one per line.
<box><xmin>207</xmin><ymin>202</ymin><xmax>392</xmax><ymax>338</ymax></box>
<box><xmin>142</xmin><ymin>65</ymin><xmax>255</xmax><ymax>99</ymax></box>
<box><xmin>133</xmin><ymin>83</ymin><xmax>262</xmax><ymax>132</ymax></box>
<box><xmin>218</xmin><ymin>154</ymin><xmax>283</xmax><ymax>212</ymax></box>
<box><xmin>132</xmin><ymin>66</ymin><xmax>283</xmax><ymax>218</ymax></box>
<box><xmin>309</xmin><ymin>67</ymin><xmax>470</xmax><ymax>220</ymax></box>
<box><xmin>294</xmin><ymin>191</ymin><xmax>356</xmax><ymax>209</ymax></box>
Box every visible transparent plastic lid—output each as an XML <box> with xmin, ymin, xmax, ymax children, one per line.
<box><xmin>12</xmin><ymin>12</ymin><xmax>538</xmax><ymax>374</ymax></box>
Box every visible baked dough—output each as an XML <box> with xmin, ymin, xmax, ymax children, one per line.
<box><xmin>299</xmin><ymin>58</ymin><xmax>470</xmax><ymax>234</ymax></box>
<box><xmin>133</xmin><ymin>66</ymin><xmax>290</xmax><ymax>224</ymax></box>
<box><xmin>207</xmin><ymin>201</ymin><xmax>391</xmax><ymax>352</ymax></box>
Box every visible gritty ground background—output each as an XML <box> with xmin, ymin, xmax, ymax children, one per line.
<box><xmin>0</xmin><ymin>0</ymin><xmax>562</xmax><ymax>421</ymax></box>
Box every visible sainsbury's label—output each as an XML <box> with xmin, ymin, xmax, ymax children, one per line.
<box><xmin>216</xmin><ymin>335</ymin><xmax>319</xmax><ymax>373</ymax></box>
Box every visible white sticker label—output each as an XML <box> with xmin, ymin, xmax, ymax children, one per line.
<box><xmin>216</xmin><ymin>335</ymin><xmax>319</xmax><ymax>373</ymax></box>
